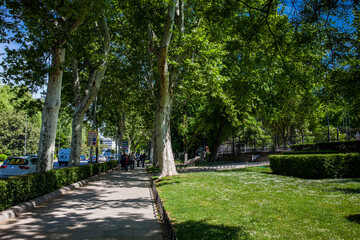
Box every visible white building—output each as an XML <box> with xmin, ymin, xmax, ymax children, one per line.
<box><xmin>101</xmin><ymin>138</ymin><xmax>116</xmax><ymax>150</ymax></box>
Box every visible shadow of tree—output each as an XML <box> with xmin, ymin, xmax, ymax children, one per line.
<box><xmin>174</xmin><ymin>220</ymin><xmax>249</xmax><ymax>240</ymax></box>
<box><xmin>346</xmin><ymin>214</ymin><xmax>360</xmax><ymax>224</ymax></box>
<box><xmin>329</xmin><ymin>188</ymin><xmax>360</xmax><ymax>194</ymax></box>
<box><xmin>0</xmin><ymin>167</ymin><xmax>163</xmax><ymax>240</ymax></box>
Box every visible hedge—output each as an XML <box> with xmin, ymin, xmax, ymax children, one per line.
<box><xmin>0</xmin><ymin>160</ymin><xmax>118</xmax><ymax>211</ymax></box>
<box><xmin>282</xmin><ymin>150</ymin><xmax>340</xmax><ymax>155</ymax></box>
<box><xmin>291</xmin><ymin>141</ymin><xmax>360</xmax><ymax>153</ymax></box>
<box><xmin>269</xmin><ymin>154</ymin><xmax>360</xmax><ymax>179</ymax></box>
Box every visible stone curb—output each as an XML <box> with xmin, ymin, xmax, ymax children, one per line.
<box><xmin>0</xmin><ymin>166</ymin><xmax>119</xmax><ymax>224</ymax></box>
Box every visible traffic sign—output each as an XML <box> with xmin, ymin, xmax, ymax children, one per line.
<box><xmin>87</xmin><ymin>131</ymin><xmax>98</xmax><ymax>147</ymax></box>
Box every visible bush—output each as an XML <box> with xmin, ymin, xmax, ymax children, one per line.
<box><xmin>269</xmin><ymin>154</ymin><xmax>360</xmax><ymax>179</ymax></box>
<box><xmin>0</xmin><ymin>154</ymin><xmax>7</xmax><ymax>162</ymax></box>
<box><xmin>0</xmin><ymin>160</ymin><xmax>118</xmax><ymax>211</ymax></box>
<box><xmin>291</xmin><ymin>141</ymin><xmax>360</xmax><ymax>153</ymax></box>
<box><xmin>282</xmin><ymin>150</ymin><xmax>340</xmax><ymax>155</ymax></box>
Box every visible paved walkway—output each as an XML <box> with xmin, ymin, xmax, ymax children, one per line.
<box><xmin>177</xmin><ymin>161</ymin><xmax>269</xmax><ymax>173</ymax></box>
<box><xmin>0</xmin><ymin>167</ymin><xmax>163</xmax><ymax>240</ymax></box>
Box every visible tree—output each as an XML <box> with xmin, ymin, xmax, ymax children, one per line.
<box><xmin>0</xmin><ymin>85</ymin><xmax>41</xmax><ymax>155</ymax></box>
<box><xmin>1</xmin><ymin>1</ymin><xmax>94</xmax><ymax>171</ymax></box>
<box><xmin>66</xmin><ymin>9</ymin><xmax>111</xmax><ymax>167</ymax></box>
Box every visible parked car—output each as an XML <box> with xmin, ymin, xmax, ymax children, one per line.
<box><xmin>80</xmin><ymin>155</ymin><xmax>86</xmax><ymax>161</ymax></box>
<box><xmin>58</xmin><ymin>148</ymin><xmax>71</xmax><ymax>166</ymax></box>
<box><xmin>0</xmin><ymin>156</ymin><xmax>38</xmax><ymax>178</ymax></box>
<box><xmin>98</xmin><ymin>155</ymin><xmax>106</xmax><ymax>163</ymax></box>
<box><xmin>88</xmin><ymin>155</ymin><xmax>107</xmax><ymax>163</ymax></box>
<box><xmin>107</xmin><ymin>156</ymin><xmax>116</xmax><ymax>161</ymax></box>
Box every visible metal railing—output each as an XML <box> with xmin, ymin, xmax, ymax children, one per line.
<box><xmin>218</xmin><ymin>130</ymin><xmax>360</xmax><ymax>155</ymax></box>
<box><xmin>149</xmin><ymin>177</ymin><xmax>177</xmax><ymax>240</ymax></box>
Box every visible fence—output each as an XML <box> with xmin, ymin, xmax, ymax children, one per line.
<box><xmin>218</xmin><ymin>128</ymin><xmax>360</xmax><ymax>155</ymax></box>
<box><xmin>149</xmin><ymin>177</ymin><xmax>177</xmax><ymax>240</ymax></box>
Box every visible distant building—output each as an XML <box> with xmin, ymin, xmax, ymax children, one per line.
<box><xmin>101</xmin><ymin>138</ymin><xmax>116</xmax><ymax>150</ymax></box>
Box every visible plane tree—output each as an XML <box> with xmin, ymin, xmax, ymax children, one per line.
<box><xmin>61</xmin><ymin>8</ymin><xmax>111</xmax><ymax>167</ymax></box>
<box><xmin>1</xmin><ymin>0</ymin><xmax>95</xmax><ymax>171</ymax></box>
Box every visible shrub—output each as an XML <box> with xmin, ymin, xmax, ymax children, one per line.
<box><xmin>0</xmin><ymin>160</ymin><xmax>118</xmax><ymax>211</ymax></box>
<box><xmin>269</xmin><ymin>154</ymin><xmax>360</xmax><ymax>179</ymax></box>
<box><xmin>291</xmin><ymin>141</ymin><xmax>360</xmax><ymax>153</ymax></box>
<box><xmin>282</xmin><ymin>150</ymin><xmax>340</xmax><ymax>155</ymax></box>
<box><xmin>0</xmin><ymin>154</ymin><xmax>7</xmax><ymax>162</ymax></box>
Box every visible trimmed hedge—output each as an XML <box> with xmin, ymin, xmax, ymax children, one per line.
<box><xmin>291</xmin><ymin>141</ymin><xmax>360</xmax><ymax>153</ymax></box>
<box><xmin>282</xmin><ymin>150</ymin><xmax>340</xmax><ymax>155</ymax></box>
<box><xmin>269</xmin><ymin>154</ymin><xmax>360</xmax><ymax>179</ymax></box>
<box><xmin>0</xmin><ymin>160</ymin><xmax>118</xmax><ymax>211</ymax></box>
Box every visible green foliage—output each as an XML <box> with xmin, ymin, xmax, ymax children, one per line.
<box><xmin>291</xmin><ymin>141</ymin><xmax>360</xmax><ymax>152</ymax></box>
<box><xmin>0</xmin><ymin>161</ymin><xmax>118</xmax><ymax>211</ymax></box>
<box><xmin>0</xmin><ymin>85</ymin><xmax>42</xmax><ymax>156</ymax></box>
<box><xmin>269</xmin><ymin>154</ymin><xmax>360</xmax><ymax>178</ymax></box>
<box><xmin>283</xmin><ymin>150</ymin><xmax>340</xmax><ymax>155</ymax></box>
<box><xmin>0</xmin><ymin>154</ymin><xmax>7</xmax><ymax>162</ymax></box>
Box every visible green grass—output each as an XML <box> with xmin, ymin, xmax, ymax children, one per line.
<box><xmin>155</xmin><ymin>167</ymin><xmax>360</xmax><ymax>240</ymax></box>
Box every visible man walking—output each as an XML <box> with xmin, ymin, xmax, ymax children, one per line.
<box><xmin>129</xmin><ymin>152</ymin><xmax>135</xmax><ymax>170</ymax></box>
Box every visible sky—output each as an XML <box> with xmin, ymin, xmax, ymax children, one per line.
<box><xmin>0</xmin><ymin>40</ymin><xmax>44</xmax><ymax>99</ymax></box>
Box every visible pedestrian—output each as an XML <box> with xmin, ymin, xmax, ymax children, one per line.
<box><xmin>129</xmin><ymin>152</ymin><xmax>135</xmax><ymax>170</ymax></box>
<box><xmin>136</xmin><ymin>152</ymin><xmax>140</xmax><ymax>167</ymax></box>
<box><xmin>140</xmin><ymin>153</ymin><xmax>146</xmax><ymax>168</ymax></box>
<box><xmin>120</xmin><ymin>152</ymin><xmax>127</xmax><ymax>170</ymax></box>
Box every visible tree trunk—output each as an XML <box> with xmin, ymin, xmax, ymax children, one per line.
<box><xmin>152</xmin><ymin>112</ymin><xmax>158</xmax><ymax>166</ymax></box>
<box><xmin>148</xmin><ymin>0</ymin><xmax>179</xmax><ymax>177</ymax></box>
<box><xmin>68</xmin><ymin>11</ymin><xmax>110</xmax><ymax>166</ymax></box>
<box><xmin>210</xmin><ymin>123</ymin><xmax>225</xmax><ymax>162</ymax></box>
<box><xmin>155</xmin><ymin>58</ymin><xmax>178</xmax><ymax>177</ymax></box>
<box><xmin>37</xmin><ymin>48</ymin><xmax>65</xmax><ymax>172</ymax></box>
<box><xmin>89</xmin><ymin>99</ymin><xmax>97</xmax><ymax>164</ymax></box>
<box><xmin>69</xmin><ymin>114</ymin><xmax>84</xmax><ymax>166</ymax></box>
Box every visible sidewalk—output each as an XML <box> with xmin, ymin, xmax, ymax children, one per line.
<box><xmin>177</xmin><ymin>161</ymin><xmax>269</xmax><ymax>173</ymax></box>
<box><xmin>0</xmin><ymin>166</ymin><xmax>163</xmax><ymax>240</ymax></box>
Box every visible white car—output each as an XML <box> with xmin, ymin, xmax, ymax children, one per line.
<box><xmin>0</xmin><ymin>156</ymin><xmax>38</xmax><ymax>178</ymax></box>
<box><xmin>88</xmin><ymin>155</ymin><xmax>107</xmax><ymax>163</ymax></box>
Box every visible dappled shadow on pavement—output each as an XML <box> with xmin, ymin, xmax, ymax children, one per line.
<box><xmin>0</xmin><ymin>167</ymin><xmax>163</xmax><ymax>240</ymax></box>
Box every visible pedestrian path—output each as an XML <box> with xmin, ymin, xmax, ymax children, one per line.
<box><xmin>0</xmin><ymin>167</ymin><xmax>163</xmax><ymax>240</ymax></box>
<box><xmin>177</xmin><ymin>161</ymin><xmax>269</xmax><ymax>173</ymax></box>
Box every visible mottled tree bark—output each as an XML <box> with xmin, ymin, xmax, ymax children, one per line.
<box><xmin>37</xmin><ymin>48</ymin><xmax>65</xmax><ymax>172</ymax></box>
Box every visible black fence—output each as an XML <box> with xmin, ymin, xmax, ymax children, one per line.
<box><xmin>149</xmin><ymin>177</ymin><xmax>177</xmax><ymax>240</ymax></box>
<box><xmin>218</xmin><ymin>128</ymin><xmax>360</xmax><ymax>155</ymax></box>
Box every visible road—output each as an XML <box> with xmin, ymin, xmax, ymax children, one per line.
<box><xmin>53</xmin><ymin>160</ymin><xmax>92</xmax><ymax>169</ymax></box>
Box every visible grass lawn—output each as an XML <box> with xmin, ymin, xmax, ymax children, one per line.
<box><xmin>155</xmin><ymin>167</ymin><xmax>360</xmax><ymax>240</ymax></box>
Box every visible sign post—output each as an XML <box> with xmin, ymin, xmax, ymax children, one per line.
<box><xmin>122</xmin><ymin>141</ymin><xmax>128</xmax><ymax>153</ymax></box>
<box><xmin>87</xmin><ymin>131</ymin><xmax>99</xmax><ymax>147</ymax></box>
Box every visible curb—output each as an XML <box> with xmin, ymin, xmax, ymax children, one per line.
<box><xmin>0</xmin><ymin>166</ymin><xmax>119</xmax><ymax>224</ymax></box>
<box><xmin>149</xmin><ymin>176</ymin><xmax>177</xmax><ymax>240</ymax></box>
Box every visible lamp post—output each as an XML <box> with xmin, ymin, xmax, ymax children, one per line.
<box><xmin>327</xmin><ymin>109</ymin><xmax>331</xmax><ymax>142</ymax></box>
<box><xmin>24</xmin><ymin>113</ymin><xmax>27</xmax><ymax>156</ymax></box>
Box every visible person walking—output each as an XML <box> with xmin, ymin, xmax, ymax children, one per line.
<box><xmin>140</xmin><ymin>153</ymin><xmax>146</xmax><ymax>168</ymax></box>
<box><xmin>136</xmin><ymin>152</ymin><xmax>140</xmax><ymax>167</ymax></box>
<box><xmin>129</xmin><ymin>152</ymin><xmax>135</xmax><ymax>170</ymax></box>
<box><xmin>120</xmin><ymin>152</ymin><xmax>127</xmax><ymax>171</ymax></box>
